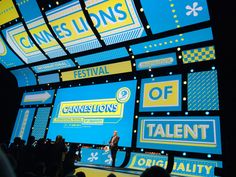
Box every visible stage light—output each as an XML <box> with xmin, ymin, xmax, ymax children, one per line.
<box><xmin>169</xmin><ymin>72</ymin><xmax>172</xmax><ymax>75</ymax></box>
<box><xmin>185</xmin><ymin>112</ymin><xmax>189</xmax><ymax>115</ymax></box>
<box><xmin>177</xmin><ymin>47</ymin><xmax>181</xmax><ymax>51</ymax></box>
<box><xmin>149</xmin><ymin>68</ymin><xmax>152</xmax><ymax>72</ymax></box>
<box><xmin>183</xmin><ymin>81</ymin><xmax>187</xmax><ymax>85</ymax></box>
<box><xmin>151</xmin><ymin>112</ymin><xmax>154</xmax><ymax>115</ymax></box>
<box><xmin>141</xmin><ymin>149</ymin><xmax>144</xmax><ymax>152</ymax></box>
<box><xmin>190</xmin><ymin>69</ymin><xmax>194</xmax><ymax>72</ymax></box>
<box><xmin>151</xmin><ymin>74</ymin><xmax>154</xmax><ymax>77</ymax></box>
<box><xmin>207</xmin><ymin>154</ymin><xmax>211</xmax><ymax>158</ymax></box>
<box><xmin>140</xmin><ymin>8</ymin><xmax>144</xmax><ymax>12</ymax></box>
<box><xmin>183</xmin><ymin>97</ymin><xmax>187</xmax><ymax>101</ymax></box>
<box><xmin>183</xmin><ymin>152</ymin><xmax>186</xmax><ymax>156</ymax></box>
<box><xmin>161</xmin><ymin>151</ymin><xmax>165</xmax><ymax>154</ymax></box>
<box><xmin>212</xmin><ymin>66</ymin><xmax>215</xmax><ymax>70</ymax></box>
<box><xmin>205</xmin><ymin>111</ymin><xmax>210</xmax><ymax>115</ymax></box>
<box><xmin>167</xmin><ymin>112</ymin><xmax>170</xmax><ymax>115</ymax></box>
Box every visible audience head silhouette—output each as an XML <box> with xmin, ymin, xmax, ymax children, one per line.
<box><xmin>140</xmin><ymin>166</ymin><xmax>170</xmax><ymax>177</ymax></box>
<box><xmin>76</xmin><ymin>171</ymin><xmax>86</xmax><ymax>177</ymax></box>
<box><xmin>107</xmin><ymin>173</ymin><xmax>116</xmax><ymax>177</ymax></box>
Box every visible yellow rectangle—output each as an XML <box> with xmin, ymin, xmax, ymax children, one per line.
<box><xmin>87</xmin><ymin>0</ymin><xmax>134</xmax><ymax>33</ymax></box>
<box><xmin>143</xmin><ymin>80</ymin><xmax>179</xmax><ymax>107</ymax></box>
<box><xmin>62</xmin><ymin>60</ymin><xmax>132</xmax><ymax>81</ymax></box>
<box><xmin>58</xmin><ymin>98</ymin><xmax>124</xmax><ymax>118</ymax></box>
<box><xmin>0</xmin><ymin>0</ymin><xmax>19</xmax><ymax>26</ymax></box>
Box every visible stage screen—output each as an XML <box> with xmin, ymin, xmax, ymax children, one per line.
<box><xmin>47</xmin><ymin>80</ymin><xmax>137</xmax><ymax>147</ymax></box>
<box><xmin>136</xmin><ymin>116</ymin><xmax>222</xmax><ymax>154</ymax></box>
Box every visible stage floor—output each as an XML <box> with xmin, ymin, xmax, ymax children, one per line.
<box><xmin>73</xmin><ymin>163</ymin><xmax>183</xmax><ymax>177</ymax></box>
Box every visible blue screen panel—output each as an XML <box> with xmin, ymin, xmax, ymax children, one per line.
<box><xmin>21</xmin><ymin>90</ymin><xmax>55</xmax><ymax>105</ymax></box>
<box><xmin>38</xmin><ymin>73</ymin><xmax>60</xmax><ymax>85</ymax></box>
<box><xmin>136</xmin><ymin>117</ymin><xmax>222</xmax><ymax>154</ymax></box>
<box><xmin>47</xmin><ymin>80</ymin><xmax>137</xmax><ymax>147</ymax></box>
<box><xmin>16</xmin><ymin>0</ymin><xmax>67</xmax><ymax>58</ymax></box>
<box><xmin>10</xmin><ymin>108</ymin><xmax>36</xmax><ymax>143</ymax></box>
<box><xmin>188</xmin><ymin>70</ymin><xmax>219</xmax><ymax>111</ymax></box>
<box><xmin>126</xmin><ymin>152</ymin><xmax>222</xmax><ymax>177</ymax></box>
<box><xmin>11</xmin><ymin>68</ymin><xmax>37</xmax><ymax>87</ymax></box>
<box><xmin>130</xmin><ymin>28</ymin><xmax>213</xmax><ymax>55</ymax></box>
<box><xmin>85</xmin><ymin>0</ymin><xmax>146</xmax><ymax>45</ymax></box>
<box><xmin>75</xmin><ymin>47</ymin><xmax>129</xmax><ymax>66</ymax></box>
<box><xmin>32</xmin><ymin>59</ymin><xmax>75</xmax><ymax>73</ymax></box>
<box><xmin>140</xmin><ymin>75</ymin><xmax>182</xmax><ymax>112</ymax></box>
<box><xmin>135</xmin><ymin>53</ymin><xmax>177</xmax><ymax>71</ymax></box>
<box><xmin>46</xmin><ymin>0</ymin><xmax>101</xmax><ymax>54</ymax></box>
<box><xmin>141</xmin><ymin>0</ymin><xmax>210</xmax><ymax>34</ymax></box>
<box><xmin>31</xmin><ymin>107</ymin><xmax>51</xmax><ymax>140</ymax></box>
<box><xmin>0</xmin><ymin>36</ymin><xmax>23</xmax><ymax>68</ymax></box>
<box><xmin>79</xmin><ymin>148</ymin><xmax>125</xmax><ymax>167</ymax></box>
<box><xmin>2</xmin><ymin>23</ymin><xmax>47</xmax><ymax>64</ymax></box>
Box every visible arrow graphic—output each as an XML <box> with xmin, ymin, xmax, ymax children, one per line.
<box><xmin>23</xmin><ymin>91</ymin><xmax>51</xmax><ymax>103</ymax></box>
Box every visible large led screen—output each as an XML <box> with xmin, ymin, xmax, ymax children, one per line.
<box><xmin>47</xmin><ymin>80</ymin><xmax>137</xmax><ymax>147</ymax></box>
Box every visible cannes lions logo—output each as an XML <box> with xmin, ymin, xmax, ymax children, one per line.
<box><xmin>116</xmin><ymin>87</ymin><xmax>131</xmax><ymax>103</ymax></box>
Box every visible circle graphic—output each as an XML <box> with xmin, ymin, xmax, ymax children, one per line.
<box><xmin>0</xmin><ymin>38</ymin><xmax>7</xmax><ymax>56</ymax></box>
<box><xmin>116</xmin><ymin>87</ymin><xmax>131</xmax><ymax>103</ymax></box>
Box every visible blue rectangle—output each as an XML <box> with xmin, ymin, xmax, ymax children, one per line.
<box><xmin>21</xmin><ymin>90</ymin><xmax>55</xmax><ymax>105</ymax></box>
<box><xmin>78</xmin><ymin>148</ymin><xmax>125</xmax><ymax>167</ymax></box>
<box><xmin>130</xmin><ymin>28</ymin><xmax>213</xmax><ymax>55</ymax></box>
<box><xmin>38</xmin><ymin>73</ymin><xmax>60</xmax><ymax>84</ymax></box>
<box><xmin>75</xmin><ymin>47</ymin><xmax>129</xmax><ymax>66</ymax></box>
<box><xmin>141</xmin><ymin>0</ymin><xmax>210</xmax><ymax>34</ymax></box>
<box><xmin>16</xmin><ymin>0</ymin><xmax>42</xmax><ymax>21</ymax></box>
<box><xmin>136</xmin><ymin>53</ymin><xmax>177</xmax><ymax>71</ymax></box>
<box><xmin>31</xmin><ymin>107</ymin><xmax>51</xmax><ymax>140</ymax></box>
<box><xmin>47</xmin><ymin>80</ymin><xmax>137</xmax><ymax>147</ymax></box>
<box><xmin>11</xmin><ymin>68</ymin><xmax>37</xmax><ymax>87</ymax></box>
<box><xmin>10</xmin><ymin>108</ymin><xmax>36</xmax><ymax>143</ymax></box>
<box><xmin>32</xmin><ymin>59</ymin><xmax>75</xmax><ymax>73</ymax></box>
<box><xmin>137</xmin><ymin>117</ymin><xmax>222</xmax><ymax>154</ymax></box>
<box><xmin>0</xmin><ymin>36</ymin><xmax>24</xmax><ymax>68</ymax></box>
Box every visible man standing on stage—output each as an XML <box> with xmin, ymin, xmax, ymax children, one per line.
<box><xmin>109</xmin><ymin>130</ymin><xmax>120</xmax><ymax>167</ymax></box>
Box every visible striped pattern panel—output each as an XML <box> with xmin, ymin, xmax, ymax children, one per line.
<box><xmin>188</xmin><ymin>70</ymin><xmax>219</xmax><ymax>111</ymax></box>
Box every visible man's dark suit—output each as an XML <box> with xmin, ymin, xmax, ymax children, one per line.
<box><xmin>109</xmin><ymin>135</ymin><xmax>120</xmax><ymax>167</ymax></box>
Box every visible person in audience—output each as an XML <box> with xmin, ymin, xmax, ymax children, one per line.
<box><xmin>107</xmin><ymin>173</ymin><xmax>116</xmax><ymax>177</ymax></box>
<box><xmin>48</xmin><ymin>135</ymin><xmax>67</xmax><ymax>177</ymax></box>
<box><xmin>140</xmin><ymin>165</ymin><xmax>170</xmax><ymax>177</ymax></box>
<box><xmin>109</xmin><ymin>130</ymin><xmax>120</xmax><ymax>167</ymax></box>
<box><xmin>63</xmin><ymin>144</ymin><xmax>80</xmax><ymax>176</ymax></box>
<box><xmin>75</xmin><ymin>171</ymin><xmax>86</xmax><ymax>177</ymax></box>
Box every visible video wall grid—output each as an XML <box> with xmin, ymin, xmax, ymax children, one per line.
<box><xmin>1</xmin><ymin>0</ymin><xmax>223</xmax><ymax>176</ymax></box>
